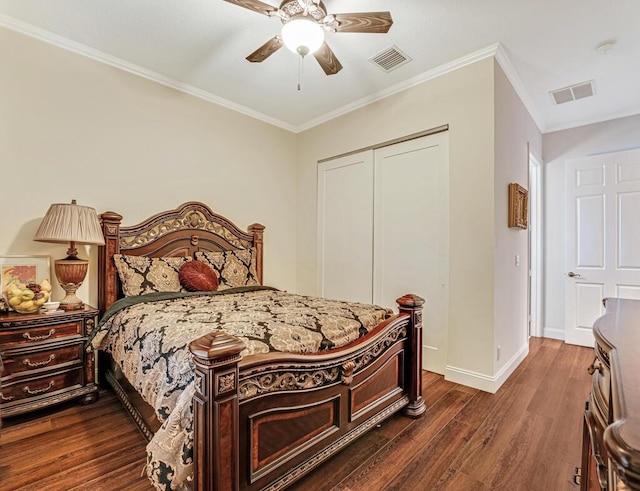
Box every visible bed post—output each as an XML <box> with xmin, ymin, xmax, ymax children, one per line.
<box><xmin>397</xmin><ymin>294</ymin><xmax>426</xmax><ymax>418</ymax></box>
<box><xmin>189</xmin><ymin>332</ymin><xmax>246</xmax><ymax>491</ymax></box>
<box><xmin>248</xmin><ymin>223</ymin><xmax>265</xmax><ymax>285</ymax></box>
<box><xmin>98</xmin><ymin>211</ymin><xmax>123</xmax><ymax>314</ymax></box>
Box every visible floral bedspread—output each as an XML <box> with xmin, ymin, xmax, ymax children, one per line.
<box><xmin>91</xmin><ymin>287</ymin><xmax>392</xmax><ymax>490</ymax></box>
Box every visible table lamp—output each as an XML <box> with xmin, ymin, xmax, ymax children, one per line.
<box><xmin>34</xmin><ymin>199</ymin><xmax>105</xmax><ymax>310</ymax></box>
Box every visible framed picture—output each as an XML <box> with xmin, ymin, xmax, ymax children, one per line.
<box><xmin>508</xmin><ymin>183</ymin><xmax>528</xmax><ymax>229</ymax></box>
<box><xmin>0</xmin><ymin>255</ymin><xmax>51</xmax><ymax>293</ymax></box>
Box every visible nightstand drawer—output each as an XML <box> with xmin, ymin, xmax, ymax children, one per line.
<box><xmin>1</xmin><ymin>343</ymin><xmax>83</xmax><ymax>378</ymax></box>
<box><xmin>0</xmin><ymin>321</ymin><xmax>83</xmax><ymax>347</ymax></box>
<box><xmin>0</xmin><ymin>367</ymin><xmax>83</xmax><ymax>406</ymax></box>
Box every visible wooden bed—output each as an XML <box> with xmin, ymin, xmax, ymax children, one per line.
<box><xmin>96</xmin><ymin>201</ymin><xmax>425</xmax><ymax>491</ymax></box>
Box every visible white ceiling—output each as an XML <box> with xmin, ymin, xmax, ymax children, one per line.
<box><xmin>1</xmin><ymin>0</ymin><xmax>639</xmax><ymax>133</ymax></box>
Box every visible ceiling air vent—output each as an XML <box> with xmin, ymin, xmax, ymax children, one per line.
<box><xmin>370</xmin><ymin>45</ymin><xmax>412</xmax><ymax>73</ymax></box>
<box><xmin>550</xmin><ymin>80</ymin><xmax>596</xmax><ymax>105</ymax></box>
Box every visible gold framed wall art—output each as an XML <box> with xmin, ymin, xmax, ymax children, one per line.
<box><xmin>508</xmin><ymin>183</ymin><xmax>528</xmax><ymax>229</ymax></box>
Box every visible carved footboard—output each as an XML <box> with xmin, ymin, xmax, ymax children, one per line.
<box><xmin>189</xmin><ymin>294</ymin><xmax>425</xmax><ymax>491</ymax></box>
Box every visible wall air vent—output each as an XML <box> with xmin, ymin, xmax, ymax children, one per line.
<box><xmin>370</xmin><ymin>45</ymin><xmax>412</xmax><ymax>73</ymax></box>
<box><xmin>550</xmin><ymin>80</ymin><xmax>596</xmax><ymax>105</ymax></box>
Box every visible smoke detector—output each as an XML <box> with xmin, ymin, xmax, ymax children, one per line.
<box><xmin>550</xmin><ymin>80</ymin><xmax>596</xmax><ymax>105</ymax></box>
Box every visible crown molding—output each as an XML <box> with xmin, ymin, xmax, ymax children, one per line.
<box><xmin>1</xmin><ymin>13</ymin><xmax>550</xmax><ymax>136</ymax></box>
<box><xmin>0</xmin><ymin>14</ymin><xmax>297</xmax><ymax>133</ymax></box>
<box><xmin>296</xmin><ymin>43</ymin><xmax>502</xmax><ymax>133</ymax></box>
<box><xmin>544</xmin><ymin>107</ymin><xmax>640</xmax><ymax>134</ymax></box>
<box><xmin>493</xmin><ymin>43</ymin><xmax>545</xmax><ymax>133</ymax></box>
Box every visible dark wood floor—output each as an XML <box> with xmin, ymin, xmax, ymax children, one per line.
<box><xmin>0</xmin><ymin>338</ymin><xmax>593</xmax><ymax>491</ymax></box>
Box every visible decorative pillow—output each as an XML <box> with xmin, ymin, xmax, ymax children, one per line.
<box><xmin>179</xmin><ymin>261</ymin><xmax>219</xmax><ymax>292</ymax></box>
<box><xmin>113</xmin><ymin>254</ymin><xmax>192</xmax><ymax>296</ymax></box>
<box><xmin>194</xmin><ymin>248</ymin><xmax>260</xmax><ymax>291</ymax></box>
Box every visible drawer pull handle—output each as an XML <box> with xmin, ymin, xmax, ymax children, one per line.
<box><xmin>23</xmin><ymin>329</ymin><xmax>56</xmax><ymax>341</ymax></box>
<box><xmin>588</xmin><ymin>360</ymin><xmax>603</xmax><ymax>375</ymax></box>
<box><xmin>0</xmin><ymin>392</ymin><xmax>15</xmax><ymax>402</ymax></box>
<box><xmin>23</xmin><ymin>354</ymin><xmax>56</xmax><ymax>368</ymax></box>
<box><xmin>23</xmin><ymin>381</ymin><xmax>55</xmax><ymax>395</ymax></box>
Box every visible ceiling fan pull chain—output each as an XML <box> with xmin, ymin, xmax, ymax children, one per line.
<box><xmin>297</xmin><ymin>55</ymin><xmax>303</xmax><ymax>91</ymax></box>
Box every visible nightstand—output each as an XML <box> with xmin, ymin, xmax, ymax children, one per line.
<box><xmin>0</xmin><ymin>306</ymin><xmax>99</xmax><ymax>418</ymax></box>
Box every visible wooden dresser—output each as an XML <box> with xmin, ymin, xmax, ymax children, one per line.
<box><xmin>0</xmin><ymin>306</ymin><xmax>99</xmax><ymax>419</ymax></box>
<box><xmin>581</xmin><ymin>298</ymin><xmax>640</xmax><ymax>490</ymax></box>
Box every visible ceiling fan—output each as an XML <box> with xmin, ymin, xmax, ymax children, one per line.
<box><xmin>223</xmin><ymin>0</ymin><xmax>393</xmax><ymax>75</ymax></box>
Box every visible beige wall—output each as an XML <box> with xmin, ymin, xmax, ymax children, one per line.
<box><xmin>296</xmin><ymin>58</ymin><xmax>497</xmax><ymax>380</ymax></box>
<box><xmin>493</xmin><ymin>61</ymin><xmax>542</xmax><ymax>376</ymax></box>
<box><xmin>0</xmin><ymin>27</ymin><xmax>298</xmax><ymax>307</ymax></box>
<box><xmin>3</xmin><ymin>26</ymin><xmax>541</xmax><ymax>391</ymax></box>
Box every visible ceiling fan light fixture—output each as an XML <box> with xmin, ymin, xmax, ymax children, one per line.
<box><xmin>281</xmin><ymin>17</ymin><xmax>324</xmax><ymax>56</ymax></box>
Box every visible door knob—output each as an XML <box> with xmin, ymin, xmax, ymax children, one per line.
<box><xmin>568</xmin><ymin>272</ymin><xmax>581</xmax><ymax>278</ymax></box>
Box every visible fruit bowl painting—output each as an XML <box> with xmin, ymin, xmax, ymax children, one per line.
<box><xmin>0</xmin><ymin>255</ymin><xmax>51</xmax><ymax>313</ymax></box>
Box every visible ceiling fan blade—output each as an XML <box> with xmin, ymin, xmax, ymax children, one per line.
<box><xmin>333</xmin><ymin>12</ymin><xmax>393</xmax><ymax>33</ymax></box>
<box><xmin>313</xmin><ymin>42</ymin><xmax>343</xmax><ymax>75</ymax></box>
<box><xmin>246</xmin><ymin>36</ymin><xmax>283</xmax><ymax>62</ymax></box>
<box><xmin>223</xmin><ymin>0</ymin><xmax>275</xmax><ymax>16</ymax></box>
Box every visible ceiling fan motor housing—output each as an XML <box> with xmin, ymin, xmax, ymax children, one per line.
<box><xmin>278</xmin><ymin>0</ymin><xmax>327</xmax><ymax>24</ymax></box>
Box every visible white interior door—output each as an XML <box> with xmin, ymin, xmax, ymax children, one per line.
<box><xmin>565</xmin><ymin>148</ymin><xmax>640</xmax><ymax>346</ymax></box>
<box><xmin>317</xmin><ymin>151</ymin><xmax>374</xmax><ymax>303</ymax></box>
<box><xmin>373</xmin><ymin>132</ymin><xmax>449</xmax><ymax>374</ymax></box>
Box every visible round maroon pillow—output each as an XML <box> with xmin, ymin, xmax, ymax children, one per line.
<box><xmin>179</xmin><ymin>261</ymin><xmax>219</xmax><ymax>292</ymax></box>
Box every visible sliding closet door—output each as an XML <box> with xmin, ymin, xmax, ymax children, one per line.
<box><xmin>373</xmin><ymin>132</ymin><xmax>449</xmax><ymax>374</ymax></box>
<box><xmin>317</xmin><ymin>152</ymin><xmax>374</xmax><ymax>303</ymax></box>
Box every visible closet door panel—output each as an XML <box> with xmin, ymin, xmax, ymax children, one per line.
<box><xmin>317</xmin><ymin>152</ymin><xmax>374</xmax><ymax>303</ymax></box>
<box><xmin>373</xmin><ymin>133</ymin><xmax>449</xmax><ymax>373</ymax></box>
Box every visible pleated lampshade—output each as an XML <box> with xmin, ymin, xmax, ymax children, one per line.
<box><xmin>34</xmin><ymin>201</ymin><xmax>105</xmax><ymax>247</ymax></box>
<box><xmin>33</xmin><ymin>200</ymin><xmax>104</xmax><ymax>310</ymax></box>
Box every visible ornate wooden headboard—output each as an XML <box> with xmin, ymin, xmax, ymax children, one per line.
<box><xmin>97</xmin><ymin>201</ymin><xmax>264</xmax><ymax>313</ymax></box>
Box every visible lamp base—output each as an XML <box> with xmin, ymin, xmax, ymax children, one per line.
<box><xmin>54</xmin><ymin>257</ymin><xmax>88</xmax><ymax>311</ymax></box>
<box><xmin>60</xmin><ymin>298</ymin><xmax>85</xmax><ymax>311</ymax></box>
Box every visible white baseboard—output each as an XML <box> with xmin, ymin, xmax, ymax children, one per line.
<box><xmin>543</xmin><ymin>327</ymin><xmax>565</xmax><ymax>341</ymax></box>
<box><xmin>444</xmin><ymin>342</ymin><xmax>529</xmax><ymax>394</ymax></box>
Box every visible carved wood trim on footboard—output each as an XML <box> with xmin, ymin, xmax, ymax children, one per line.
<box><xmin>188</xmin><ymin>294</ymin><xmax>425</xmax><ymax>491</ymax></box>
<box><xmin>190</xmin><ymin>332</ymin><xmax>246</xmax><ymax>491</ymax></box>
<box><xmin>398</xmin><ymin>294</ymin><xmax>426</xmax><ymax>417</ymax></box>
